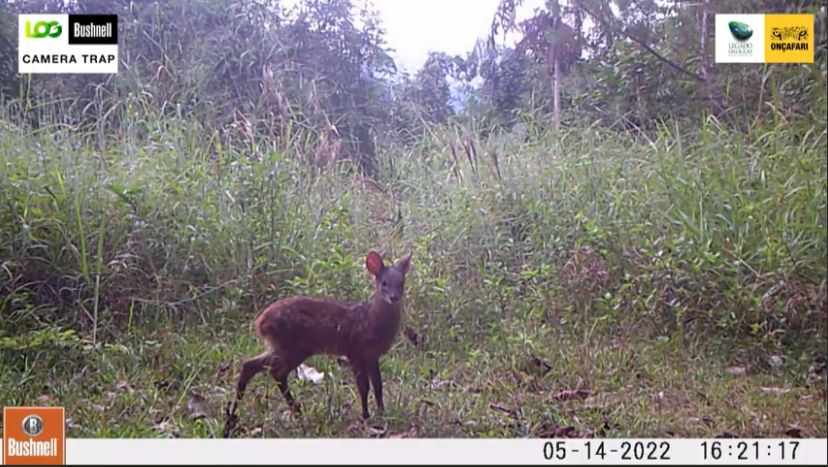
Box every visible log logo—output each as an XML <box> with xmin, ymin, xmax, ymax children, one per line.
<box><xmin>24</xmin><ymin>20</ymin><xmax>62</xmax><ymax>39</ymax></box>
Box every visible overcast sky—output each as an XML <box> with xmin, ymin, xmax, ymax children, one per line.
<box><xmin>371</xmin><ymin>0</ymin><xmax>545</xmax><ymax>73</ymax></box>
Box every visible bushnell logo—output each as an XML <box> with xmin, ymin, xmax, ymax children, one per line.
<box><xmin>25</xmin><ymin>20</ymin><xmax>62</xmax><ymax>38</ymax></box>
<box><xmin>3</xmin><ymin>406</ymin><xmax>65</xmax><ymax>464</ymax></box>
<box><xmin>22</xmin><ymin>414</ymin><xmax>46</xmax><ymax>437</ymax></box>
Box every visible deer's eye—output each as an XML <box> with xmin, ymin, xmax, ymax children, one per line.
<box><xmin>382</xmin><ymin>280</ymin><xmax>387</xmax><ymax>286</ymax></box>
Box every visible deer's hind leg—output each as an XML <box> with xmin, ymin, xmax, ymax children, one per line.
<box><xmin>228</xmin><ymin>350</ymin><xmax>272</xmax><ymax>417</ymax></box>
<box><xmin>268</xmin><ymin>352</ymin><xmax>309</xmax><ymax>414</ymax></box>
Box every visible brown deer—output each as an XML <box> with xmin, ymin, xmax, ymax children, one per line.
<box><xmin>227</xmin><ymin>250</ymin><xmax>412</xmax><ymax>425</ymax></box>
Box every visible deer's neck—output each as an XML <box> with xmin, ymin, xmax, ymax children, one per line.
<box><xmin>368</xmin><ymin>295</ymin><xmax>403</xmax><ymax>332</ymax></box>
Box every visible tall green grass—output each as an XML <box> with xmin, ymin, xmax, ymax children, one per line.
<box><xmin>1</xmin><ymin>107</ymin><xmax>825</xmax><ymax>355</ymax></box>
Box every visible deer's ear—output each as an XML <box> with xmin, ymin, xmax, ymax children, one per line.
<box><xmin>366</xmin><ymin>251</ymin><xmax>384</xmax><ymax>276</ymax></box>
<box><xmin>395</xmin><ymin>252</ymin><xmax>412</xmax><ymax>274</ymax></box>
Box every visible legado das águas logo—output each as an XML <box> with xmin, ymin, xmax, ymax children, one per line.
<box><xmin>728</xmin><ymin>21</ymin><xmax>753</xmax><ymax>41</ymax></box>
<box><xmin>727</xmin><ymin>19</ymin><xmax>754</xmax><ymax>58</ymax></box>
<box><xmin>18</xmin><ymin>14</ymin><xmax>119</xmax><ymax>74</ymax></box>
<box><xmin>3</xmin><ymin>406</ymin><xmax>66</xmax><ymax>465</ymax></box>
<box><xmin>716</xmin><ymin>14</ymin><xmax>763</xmax><ymax>62</ymax></box>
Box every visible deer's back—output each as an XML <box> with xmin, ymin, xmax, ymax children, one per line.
<box><xmin>254</xmin><ymin>296</ymin><xmax>368</xmax><ymax>356</ymax></box>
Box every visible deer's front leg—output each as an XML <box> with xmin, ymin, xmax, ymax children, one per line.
<box><xmin>352</xmin><ymin>362</ymin><xmax>371</xmax><ymax>419</ymax></box>
<box><xmin>367</xmin><ymin>359</ymin><xmax>384</xmax><ymax>415</ymax></box>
